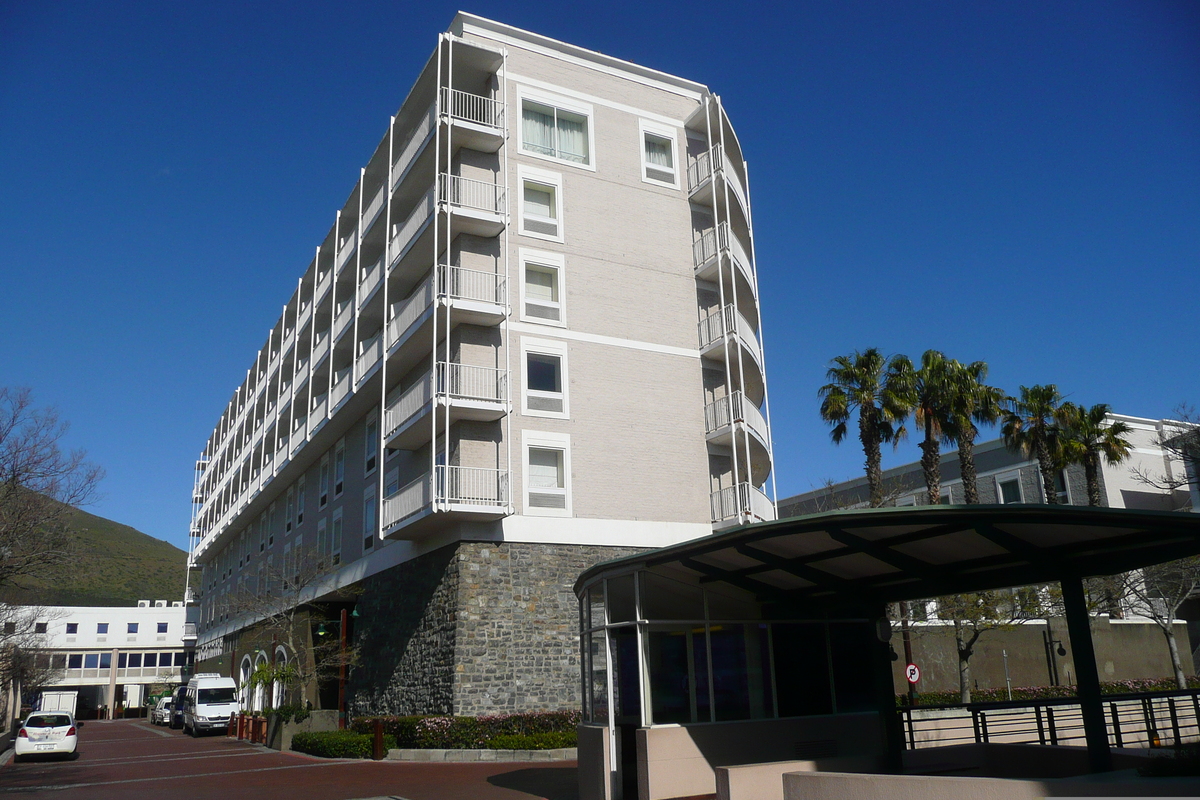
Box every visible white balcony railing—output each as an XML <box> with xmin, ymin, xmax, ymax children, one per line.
<box><xmin>363</xmin><ymin>183</ymin><xmax>386</xmax><ymax>232</ymax></box>
<box><xmin>698</xmin><ymin>304</ymin><xmax>762</xmax><ymax>366</ymax></box>
<box><xmin>389</xmin><ymin>189</ymin><xmax>436</xmax><ymax>267</ymax></box>
<box><xmin>384</xmin><ymin>376</ymin><xmax>432</xmax><ymax>439</ymax></box>
<box><xmin>693</xmin><ymin>222</ymin><xmax>755</xmax><ymax>283</ymax></box>
<box><xmin>392</xmin><ymin>105</ymin><xmax>436</xmax><ymax>189</ymax></box>
<box><xmin>387</xmin><ymin>275</ymin><xmax>435</xmax><ymax>348</ymax></box>
<box><xmin>337</xmin><ymin>230</ymin><xmax>357</xmax><ymax>271</ymax></box>
<box><xmin>384</xmin><ymin>362</ymin><xmax>507</xmax><ymax>439</ymax></box>
<box><xmin>333</xmin><ymin>301</ymin><xmax>354</xmax><ymax>340</ymax></box>
<box><xmin>356</xmin><ymin>331</ymin><xmax>383</xmax><ymax>379</ymax></box>
<box><xmin>290</xmin><ymin>426</ymin><xmax>305</xmax><ymax>454</ymax></box>
<box><xmin>315</xmin><ymin>270</ymin><xmax>332</xmax><ymax>303</ymax></box>
<box><xmin>704</xmin><ymin>391</ymin><xmax>770</xmax><ymax>444</ymax></box>
<box><xmin>440</xmin><ymin>87</ymin><xmax>504</xmax><ymax>129</ymax></box>
<box><xmin>312</xmin><ymin>331</ymin><xmax>330</xmax><ymax>365</ymax></box>
<box><xmin>382</xmin><ymin>466</ymin><xmax>511</xmax><ymax>529</ymax></box>
<box><xmin>310</xmin><ymin>392</ymin><xmax>328</xmax><ymax>425</ymax></box>
<box><xmin>687</xmin><ymin>144</ymin><xmax>748</xmax><ymax>213</ymax></box>
<box><xmin>710</xmin><ymin>483</ymin><xmax>775</xmax><ymax>525</ymax></box>
<box><xmin>360</xmin><ymin>257</ymin><xmax>383</xmax><ymax>304</ymax></box>
<box><xmin>438</xmin><ymin>173</ymin><xmax>505</xmax><ymax>215</ymax></box>
<box><xmin>331</xmin><ymin>368</ymin><xmax>351</xmax><ymax>408</ymax></box>
<box><xmin>439</xmin><ymin>263</ymin><xmax>506</xmax><ymax>306</ymax></box>
<box><xmin>382</xmin><ymin>473</ymin><xmax>432</xmax><ymax>528</ymax></box>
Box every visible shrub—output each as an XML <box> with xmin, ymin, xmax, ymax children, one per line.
<box><xmin>485</xmin><ymin>731</ymin><xmax>577</xmax><ymax>750</ymax></box>
<box><xmin>270</xmin><ymin>704</ymin><xmax>310</xmax><ymax>725</ymax></box>
<box><xmin>351</xmin><ymin>710</ymin><xmax>581</xmax><ymax>749</ymax></box>
<box><xmin>291</xmin><ymin>730</ymin><xmax>396</xmax><ymax>759</ymax></box>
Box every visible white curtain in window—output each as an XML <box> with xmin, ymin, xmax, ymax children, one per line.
<box><xmin>556</xmin><ymin>112</ymin><xmax>587</xmax><ymax>162</ymax></box>
<box><xmin>645</xmin><ymin>135</ymin><xmax>672</xmax><ymax>168</ymax></box>
<box><xmin>525</xmin><ymin>267</ymin><xmax>557</xmax><ymax>302</ymax></box>
<box><xmin>524</xmin><ymin>185</ymin><xmax>555</xmax><ymax>218</ymax></box>
<box><xmin>522</xmin><ymin>104</ymin><xmax>555</xmax><ymax>155</ymax></box>
<box><xmin>529</xmin><ymin>448</ymin><xmax>563</xmax><ymax>488</ymax></box>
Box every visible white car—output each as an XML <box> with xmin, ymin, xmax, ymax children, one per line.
<box><xmin>13</xmin><ymin>712</ymin><xmax>79</xmax><ymax>762</ymax></box>
<box><xmin>150</xmin><ymin>696</ymin><xmax>171</xmax><ymax>725</ymax></box>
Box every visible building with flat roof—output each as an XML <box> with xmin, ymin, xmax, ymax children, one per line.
<box><xmin>189</xmin><ymin>14</ymin><xmax>775</xmax><ymax>717</ymax></box>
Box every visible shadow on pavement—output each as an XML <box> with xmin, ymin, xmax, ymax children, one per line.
<box><xmin>487</xmin><ymin>766</ymin><xmax>578</xmax><ymax>800</ymax></box>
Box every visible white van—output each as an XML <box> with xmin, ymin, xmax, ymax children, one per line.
<box><xmin>182</xmin><ymin>673</ymin><xmax>239</xmax><ymax>736</ymax></box>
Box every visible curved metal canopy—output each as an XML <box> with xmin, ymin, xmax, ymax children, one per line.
<box><xmin>576</xmin><ymin>505</ymin><xmax>1200</xmax><ymax>603</ymax></box>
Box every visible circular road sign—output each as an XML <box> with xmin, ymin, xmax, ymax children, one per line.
<box><xmin>905</xmin><ymin>663</ymin><xmax>921</xmax><ymax>684</ymax></box>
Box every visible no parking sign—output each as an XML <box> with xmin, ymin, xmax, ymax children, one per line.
<box><xmin>905</xmin><ymin>663</ymin><xmax>920</xmax><ymax>684</ymax></box>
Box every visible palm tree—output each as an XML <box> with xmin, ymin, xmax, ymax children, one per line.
<box><xmin>897</xmin><ymin>350</ymin><xmax>958</xmax><ymax>505</ymax></box>
<box><xmin>942</xmin><ymin>361</ymin><xmax>1006</xmax><ymax>504</ymax></box>
<box><xmin>1059</xmin><ymin>403</ymin><xmax>1133</xmax><ymax>506</ymax></box>
<box><xmin>1001</xmin><ymin>384</ymin><xmax>1067</xmax><ymax>504</ymax></box>
<box><xmin>818</xmin><ymin>349</ymin><xmax>913</xmax><ymax>507</ymax></box>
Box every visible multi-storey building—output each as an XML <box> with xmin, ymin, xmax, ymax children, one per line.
<box><xmin>189</xmin><ymin>14</ymin><xmax>775</xmax><ymax>716</ymax></box>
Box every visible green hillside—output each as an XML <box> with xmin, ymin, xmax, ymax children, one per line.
<box><xmin>0</xmin><ymin>505</ymin><xmax>188</xmax><ymax>607</ymax></box>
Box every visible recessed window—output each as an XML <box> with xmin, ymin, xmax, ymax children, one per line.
<box><xmin>128</xmin><ymin>623</ymin><xmax>139</xmax><ymax>634</ymax></box>
<box><xmin>521</xmin><ymin>98</ymin><xmax>591</xmax><ymax>166</ymax></box>
<box><xmin>296</xmin><ymin>476</ymin><xmax>306</xmax><ymax>526</ymax></box>
<box><xmin>319</xmin><ymin>454</ymin><xmax>330</xmax><ymax>508</ymax></box>
<box><xmin>523</xmin><ymin>339</ymin><xmax>568</xmax><ymax>418</ymax></box>
<box><xmin>520</xmin><ymin>179</ymin><xmax>561</xmax><ymax>240</ymax></box>
<box><xmin>34</xmin><ymin>622</ymin><xmax>47</xmax><ymax>634</ymax></box>
<box><xmin>365</xmin><ymin>416</ymin><xmax>378</xmax><ymax>475</ymax></box>
<box><xmin>157</xmin><ymin>622</ymin><xmax>168</xmax><ymax>634</ymax></box>
<box><xmin>640</xmin><ymin>121</ymin><xmax>678</xmax><ymax>186</ymax></box>
<box><xmin>66</xmin><ymin>623</ymin><xmax>78</xmax><ymax>635</ymax></box>
<box><xmin>520</xmin><ymin>249</ymin><xmax>564</xmax><ymax>325</ymax></box>
<box><xmin>334</xmin><ymin>440</ymin><xmax>345</xmax><ymax>498</ymax></box>
<box><xmin>524</xmin><ymin>432</ymin><xmax>572</xmax><ymax>517</ymax></box>
<box><xmin>68</xmin><ymin>654</ymin><xmax>82</xmax><ymax>669</ymax></box>
<box><xmin>998</xmin><ymin>477</ymin><xmax>1022</xmax><ymax>504</ymax></box>
<box><xmin>363</xmin><ymin>489</ymin><xmax>376</xmax><ymax>552</ymax></box>
<box><xmin>1054</xmin><ymin>470</ymin><xmax>1071</xmax><ymax>504</ymax></box>
<box><xmin>331</xmin><ymin>510</ymin><xmax>343</xmax><ymax>566</ymax></box>
<box><xmin>317</xmin><ymin>518</ymin><xmax>328</xmax><ymax>566</ymax></box>
<box><xmin>97</xmin><ymin>622</ymin><xmax>108</xmax><ymax>635</ymax></box>
<box><xmin>285</xmin><ymin>486</ymin><xmax>295</xmax><ymax>533</ymax></box>
<box><xmin>268</xmin><ymin>502</ymin><xmax>276</xmax><ymax>547</ymax></box>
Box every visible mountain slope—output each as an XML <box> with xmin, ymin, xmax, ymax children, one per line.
<box><xmin>0</xmin><ymin>505</ymin><xmax>188</xmax><ymax>607</ymax></box>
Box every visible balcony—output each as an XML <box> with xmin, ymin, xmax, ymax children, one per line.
<box><xmin>386</xmin><ymin>264</ymin><xmax>507</xmax><ymax>371</ymax></box>
<box><xmin>312</xmin><ymin>330</ymin><xmax>330</xmax><ymax>368</ymax></box>
<box><xmin>360</xmin><ymin>257</ymin><xmax>383</xmax><ymax>308</ymax></box>
<box><xmin>698</xmin><ymin>304</ymin><xmax>763</xmax><ymax>372</ymax></box>
<box><xmin>382</xmin><ymin>466</ymin><xmax>510</xmax><ymax>538</ymax></box>
<box><xmin>441</xmin><ymin>87</ymin><xmax>505</xmax><ymax>153</ymax></box>
<box><xmin>693</xmin><ymin>222</ymin><xmax>756</xmax><ymax>300</ymax></box>
<box><xmin>704</xmin><ymin>391</ymin><xmax>772</xmax><ymax>485</ymax></box>
<box><xmin>363</xmin><ymin>183</ymin><xmax>386</xmax><ymax>235</ymax></box>
<box><xmin>315</xmin><ymin>269</ymin><xmax>332</xmax><ymax>305</ymax></box>
<box><xmin>384</xmin><ymin>362</ymin><xmax>508</xmax><ymax>450</ymax></box>
<box><xmin>356</xmin><ymin>331</ymin><xmax>383</xmax><ymax>383</ymax></box>
<box><xmin>389</xmin><ymin>189</ymin><xmax>435</xmax><ymax>270</ymax></box>
<box><xmin>297</xmin><ymin>300</ymin><xmax>312</xmax><ymax>333</ymax></box>
<box><xmin>688</xmin><ymin>144</ymin><xmax>749</xmax><ymax>216</ymax></box>
<box><xmin>438</xmin><ymin>173</ymin><xmax>505</xmax><ymax>237</ymax></box>
<box><xmin>392</xmin><ymin>105</ymin><xmax>436</xmax><ymax>191</ymax></box>
<box><xmin>710</xmin><ymin>483</ymin><xmax>776</xmax><ymax>529</ymax></box>
<box><xmin>333</xmin><ymin>301</ymin><xmax>354</xmax><ymax>342</ymax></box>
<box><xmin>336</xmin><ymin>230</ymin><xmax>357</xmax><ymax>273</ymax></box>
<box><xmin>331</xmin><ymin>367</ymin><xmax>352</xmax><ymax>410</ymax></box>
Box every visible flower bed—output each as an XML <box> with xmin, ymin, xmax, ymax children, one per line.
<box><xmin>898</xmin><ymin>676</ymin><xmax>1200</xmax><ymax>707</ymax></box>
<box><xmin>350</xmin><ymin>710</ymin><xmax>580</xmax><ymax>750</ymax></box>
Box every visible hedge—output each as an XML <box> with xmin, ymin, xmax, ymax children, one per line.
<box><xmin>291</xmin><ymin>730</ymin><xmax>397</xmax><ymax>759</ymax></box>
<box><xmin>351</xmin><ymin>710</ymin><xmax>580</xmax><ymax>749</ymax></box>
<box><xmin>898</xmin><ymin>676</ymin><xmax>1200</xmax><ymax>707</ymax></box>
<box><xmin>485</xmin><ymin>732</ymin><xmax>577</xmax><ymax>750</ymax></box>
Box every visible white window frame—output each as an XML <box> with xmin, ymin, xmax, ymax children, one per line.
<box><xmin>517</xmin><ymin>165</ymin><xmax>564</xmax><ymax>243</ymax></box>
<box><xmin>319</xmin><ymin>454</ymin><xmax>330</xmax><ymax>509</ymax></box>
<box><xmin>519</xmin><ymin>248</ymin><xmax>566</xmax><ymax>327</ymax></box>
<box><xmin>996</xmin><ymin>470</ymin><xmax>1024</xmax><ymax>505</ymax></box>
<box><xmin>331</xmin><ymin>508</ymin><xmax>343</xmax><ymax>566</ymax></box>
<box><xmin>639</xmin><ymin>119</ymin><xmax>680</xmax><ymax>188</ymax></box>
<box><xmin>333</xmin><ymin>438</ymin><xmax>345</xmax><ymax>499</ymax></box>
<box><xmin>523</xmin><ymin>430</ymin><xmax>572</xmax><ymax>517</ymax></box>
<box><xmin>285</xmin><ymin>486</ymin><xmax>294</xmax><ymax>534</ymax></box>
<box><xmin>895</xmin><ymin>495</ymin><xmax>917</xmax><ymax>507</ymax></box>
<box><xmin>521</xmin><ymin>337</ymin><xmax>569</xmax><ymax>419</ymax></box>
<box><xmin>364</xmin><ymin>413</ymin><xmax>379</xmax><ymax>476</ymax></box>
<box><xmin>1052</xmin><ymin>469</ymin><xmax>1072</xmax><ymax>505</ymax></box>
<box><xmin>296</xmin><ymin>476</ymin><xmax>305</xmax><ymax>526</ymax></box>
<box><xmin>517</xmin><ymin>86</ymin><xmax>596</xmax><ymax>171</ymax></box>
<box><xmin>363</xmin><ymin>487</ymin><xmax>376</xmax><ymax>552</ymax></box>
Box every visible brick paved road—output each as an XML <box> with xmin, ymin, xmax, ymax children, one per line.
<box><xmin>0</xmin><ymin>719</ymin><xmax>578</xmax><ymax>800</ymax></box>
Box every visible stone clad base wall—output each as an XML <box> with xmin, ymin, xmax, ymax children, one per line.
<box><xmin>348</xmin><ymin>541</ymin><xmax>645</xmax><ymax>717</ymax></box>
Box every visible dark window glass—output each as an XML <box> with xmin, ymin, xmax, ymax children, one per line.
<box><xmin>66</xmin><ymin>623</ymin><xmax>78</xmax><ymax>634</ymax></box>
<box><xmin>611</xmin><ymin>626</ymin><xmax>641</xmax><ymax>725</ymax></box>
<box><xmin>144</xmin><ymin>653</ymin><xmax>158</xmax><ymax>668</ymax></box>
<box><xmin>68</xmin><ymin>654</ymin><xmax>82</xmax><ymax>669</ymax></box>
<box><xmin>3</xmin><ymin>623</ymin><xmax>14</xmax><ymax>635</ymax></box>
<box><xmin>174</xmin><ymin>652</ymin><xmax>186</xmax><ymax>667</ymax></box>
<box><xmin>773</xmin><ymin>623</ymin><xmax>833</xmax><ymax>717</ymax></box>
<box><xmin>84</xmin><ymin>653</ymin><xmax>98</xmax><ymax>669</ymax></box>
<box><xmin>157</xmin><ymin>622</ymin><xmax>168</xmax><ymax>634</ymax></box>
<box><xmin>99</xmin><ymin>652</ymin><xmax>112</xmax><ymax>669</ymax></box>
<box><xmin>118</xmin><ymin>653</ymin><xmax>128</xmax><ymax>668</ymax></box>
<box><xmin>127</xmin><ymin>623</ymin><xmax>138</xmax><ymax>634</ymax></box>
<box><xmin>647</xmin><ymin>627</ymin><xmax>693</xmax><ymax>724</ymax></box>
<box><xmin>128</xmin><ymin>653</ymin><xmax>142</xmax><ymax>668</ymax></box>
<box><xmin>829</xmin><ymin>622</ymin><xmax>875</xmax><ymax>713</ymax></box>
<box><xmin>199</xmin><ymin>687</ymin><xmax>237</xmax><ymax>704</ymax></box>
<box><xmin>640</xmin><ymin>572</ymin><xmax>704</xmax><ymax>620</ymax></box>
<box><xmin>34</xmin><ymin>622</ymin><xmax>47</xmax><ymax>634</ymax></box>
<box><xmin>97</xmin><ymin>623</ymin><xmax>108</xmax><ymax>634</ymax></box>
<box><xmin>607</xmin><ymin>575</ymin><xmax>636</xmax><ymax>623</ymax></box>
<box><xmin>526</xmin><ymin>354</ymin><xmax>561</xmax><ymax>392</ymax></box>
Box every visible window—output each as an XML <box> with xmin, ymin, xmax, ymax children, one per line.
<box><xmin>998</xmin><ymin>474</ymin><xmax>1023</xmax><ymax>504</ymax></box>
<box><xmin>68</xmin><ymin>654</ymin><xmax>82</xmax><ymax>669</ymax></box>
<box><xmin>144</xmin><ymin>653</ymin><xmax>157</xmax><ymax>668</ymax></box>
<box><xmin>317</xmin><ymin>518</ymin><xmax>328</xmax><ymax>564</ymax></box>
<box><xmin>363</xmin><ymin>489</ymin><xmax>376</xmax><ymax>552</ymax></box>
<box><xmin>518</xmin><ymin>166</ymin><xmax>563</xmax><ymax>241</ymax></box>
<box><xmin>524</xmin><ymin>431</ymin><xmax>572</xmax><ymax>516</ymax></box>
<box><xmin>1054</xmin><ymin>470</ymin><xmax>1071</xmax><ymax>504</ymax></box>
<box><xmin>128</xmin><ymin>623</ymin><xmax>139</xmax><ymax>634</ymax></box>
<box><xmin>365</xmin><ymin>415</ymin><xmax>378</xmax><ymax>475</ymax></box>
<box><xmin>520</xmin><ymin>249</ymin><xmax>564</xmax><ymax>325</ymax></box>
<box><xmin>285</xmin><ymin>486</ymin><xmax>295</xmax><ymax>533</ymax></box>
<box><xmin>84</xmin><ymin>653</ymin><xmax>98</xmax><ymax>669</ymax></box>
<box><xmin>334</xmin><ymin>440</ymin><xmax>345</xmax><ymax>498</ymax></box>
<box><xmin>128</xmin><ymin>653</ymin><xmax>142</xmax><ymax>668</ymax></box>
<box><xmin>157</xmin><ymin>622</ymin><xmax>168</xmax><ymax>634</ymax></box>
<box><xmin>522</xmin><ymin>338</ymin><xmax>568</xmax><ymax>418</ymax></box>
<box><xmin>331</xmin><ymin>509</ymin><xmax>343</xmax><ymax>566</ymax></box>
<box><xmin>296</xmin><ymin>476</ymin><xmax>306</xmax><ymax>525</ymax></box>
<box><xmin>97</xmin><ymin>623</ymin><xmax>109</xmax><ymax>635</ymax></box>
<box><xmin>3</xmin><ymin>622</ymin><xmax>14</xmax><ymax>635</ymax></box>
<box><xmin>66</xmin><ymin>623</ymin><xmax>78</xmax><ymax>634</ymax></box>
<box><xmin>258</xmin><ymin>513</ymin><xmax>266</xmax><ymax>552</ymax></box>
<box><xmin>640</xmin><ymin>121</ymin><xmax>678</xmax><ymax>186</ymax></box>
<box><xmin>520</xmin><ymin>95</ymin><xmax>592</xmax><ymax>166</ymax></box>
<box><xmin>319</xmin><ymin>454</ymin><xmax>330</xmax><ymax>508</ymax></box>
<box><xmin>34</xmin><ymin>622</ymin><xmax>47</xmax><ymax>634</ymax></box>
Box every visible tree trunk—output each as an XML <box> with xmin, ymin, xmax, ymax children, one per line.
<box><xmin>1035</xmin><ymin>440</ymin><xmax>1058</xmax><ymax>504</ymax></box>
<box><xmin>1164</xmin><ymin>624</ymin><xmax>1188</xmax><ymax>690</ymax></box>
<box><xmin>954</xmin><ymin>620</ymin><xmax>971</xmax><ymax>704</ymax></box>
<box><xmin>860</xmin><ymin>408</ymin><xmax>884</xmax><ymax>507</ymax></box>
<box><xmin>921</xmin><ymin>416</ymin><xmax>941</xmax><ymax>505</ymax></box>
<box><xmin>1084</xmin><ymin>453</ymin><xmax>1102</xmax><ymax>507</ymax></box>
<box><xmin>959</xmin><ymin>428</ymin><xmax>979</xmax><ymax>504</ymax></box>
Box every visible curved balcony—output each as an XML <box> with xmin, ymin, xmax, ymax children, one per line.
<box><xmin>697</xmin><ymin>304</ymin><xmax>765</xmax><ymax>404</ymax></box>
<box><xmin>382</xmin><ymin>465</ymin><xmax>510</xmax><ymax>539</ymax></box>
<box><xmin>710</xmin><ymin>482</ymin><xmax>775</xmax><ymax>529</ymax></box>
<box><xmin>384</xmin><ymin>362</ymin><xmax>509</xmax><ymax>450</ymax></box>
<box><xmin>687</xmin><ymin>144</ymin><xmax>749</xmax><ymax>219</ymax></box>
<box><xmin>704</xmin><ymin>391</ymin><xmax>772</xmax><ymax>485</ymax></box>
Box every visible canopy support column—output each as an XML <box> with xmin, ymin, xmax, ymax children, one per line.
<box><xmin>1060</xmin><ymin>574</ymin><xmax>1111</xmax><ymax>772</ymax></box>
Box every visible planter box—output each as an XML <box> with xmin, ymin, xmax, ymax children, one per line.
<box><xmin>268</xmin><ymin>709</ymin><xmax>339</xmax><ymax>752</ymax></box>
<box><xmin>386</xmin><ymin>747</ymin><xmax>576</xmax><ymax>762</ymax></box>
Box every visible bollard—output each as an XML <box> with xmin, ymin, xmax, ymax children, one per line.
<box><xmin>372</xmin><ymin>718</ymin><xmax>385</xmax><ymax>760</ymax></box>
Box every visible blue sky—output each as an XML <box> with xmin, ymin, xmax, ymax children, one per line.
<box><xmin>1</xmin><ymin>1</ymin><xmax>1196</xmax><ymax>552</ymax></box>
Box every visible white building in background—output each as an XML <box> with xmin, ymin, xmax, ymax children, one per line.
<box><xmin>12</xmin><ymin>602</ymin><xmax>195</xmax><ymax>718</ymax></box>
<box><xmin>189</xmin><ymin>14</ymin><xmax>775</xmax><ymax>716</ymax></box>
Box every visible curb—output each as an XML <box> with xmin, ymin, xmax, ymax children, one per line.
<box><xmin>386</xmin><ymin>747</ymin><xmax>577</xmax><ymax>762</ymax></box>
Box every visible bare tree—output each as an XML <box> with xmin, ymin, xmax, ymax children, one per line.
<box><xmin>1118</xmin><ymin>557</ymin><xmax>1200</xmax><ymax>689</ymax></box>
<box><xmin>0</xmin><ymin>606</ymin><xmax>65</xmax><ymax>721</ymax></box>
<box><xmin>933</xmin><ymin>587</ymin><xmax>1046</xmax><ymax>704</ymax></box>
<box><xmin>223</xmin><ymin>545</ymin><xmax>357</xmax><ymax>709</ymax></box>
<box><xmin>1132</xmin><ymin>404</ymin><xmax>1199</xmax><ymax>509</ymax></box>
<box><xmin>0</xmin><ymin>388</ymin><xmax>104</xmax><ymax>588</ymax></box>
